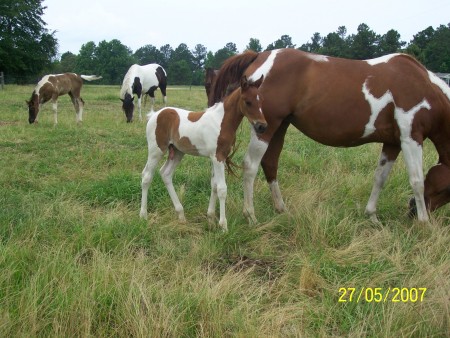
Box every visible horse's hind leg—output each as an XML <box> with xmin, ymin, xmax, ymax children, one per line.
<box><xmin>159</xmin><ymin>148</ymin><xmax>186</xmax><ymax>222</ymax></box>
<box><xmin>70</xmin><ymin>94</ymin><xmax>84</xmax><ymax>123</ymax></box>
<box><xmin>365</xmin><ymin>144</ymin><xmax>400</xmax><ymax>223</ymax></box>
<box><xmin>140</xmin><ymin>150</ymin><xmax>164</xmax><ymax>220</ymax></box>
<box><xmin>207</xmin><ymin>163</ymin><xmax>218</xmax><ymax>225</ymax></box>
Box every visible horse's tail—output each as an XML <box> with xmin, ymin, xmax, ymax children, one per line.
<box><xmin>208</xmin><ymin>50</ymin><xmax>259</xmax><ymax>107</ymax></box>
<box><xmin>80</xmin><ymin>75</ymin><xmax>103</xmax><ymax>81</ymax></box>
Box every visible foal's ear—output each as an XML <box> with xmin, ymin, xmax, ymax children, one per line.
<box><xmin>253</xmin><ymin>75</ymin><xmax>264</xmax><ymax>88</ymax></box>
<box><xmin>120</xmin><ymin>98</ymin><xmax>124</xmax><ymax>103</ymax></box>
<box><xmin>240</xmin><ymin>75</ymin><xmax>249</xmax><ymax>90</ymax></box>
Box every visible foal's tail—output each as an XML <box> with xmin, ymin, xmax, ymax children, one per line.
<box><xmin>80</xmin><ymin>75</ymin><xmax>103</xmax><ymax>81</ymax></box>
<box><xmin>208</xmin><ymin>50</ymin><xmax>259</xmax><ymax>107</ymax></box>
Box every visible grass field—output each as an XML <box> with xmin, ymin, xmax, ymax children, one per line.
<box><xmin>0</xmin><ymin>84</ymin><xmax>449</xmax><ymax>337</ymax></box>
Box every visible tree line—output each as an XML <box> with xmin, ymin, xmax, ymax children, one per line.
<box><xmin>1</xmin><ymin>1</ymin><xmax>449</xmax><ymax>85</ymax></box>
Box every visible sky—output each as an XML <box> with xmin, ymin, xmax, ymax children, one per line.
<box><xmin>42</xmin><ymin>0</ymin><xmax>450</xmax><ymax>56</ymax></box>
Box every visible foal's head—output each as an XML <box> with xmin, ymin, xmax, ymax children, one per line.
<box><xmin>239</xmin><ymin>75</ymin><xmax>267</xmax><ymax>134</ymax></box>
<box><xmin>120</xmin><ymin>93</ymin><xmax>134</xmax><ymax>123</ymax></box>
<box><xmin>26</xmin><ymin>93</ymin><xmax>39</xmax><ymax>124</ymax></box>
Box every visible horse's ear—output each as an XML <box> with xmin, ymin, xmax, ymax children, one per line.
<box><xmin>240</xmin><ymin>75</ymin><xmax>249</xmax><ymax>90</ymax></box>
<box><xmin>120</xmin><ymin>98</ymin><xmax>124</xmax><ymax>103</ymax></box>
<box><xmin>254</xmin><ymin>75</ymin><xmax>264</xmax><ymax>88</ymax></box>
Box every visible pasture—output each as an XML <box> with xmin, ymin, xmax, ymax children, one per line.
<box><xmin>0</xmin><ymin>84</ymin><xmax>449</xmax><ymax>337</ymax></box>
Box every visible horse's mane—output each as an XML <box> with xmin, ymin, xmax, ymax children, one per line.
<box><xmin>208</xmin><ymin>50</ymin><xmax>259</xmax><ymax>107</ymax></box>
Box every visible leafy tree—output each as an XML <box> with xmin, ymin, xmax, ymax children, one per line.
<box><xmin>321</xmin><ymin>31</ymin><xmax>348</xmax><ymax>57</ymax></box>
<box><xmin>159</xmin><ymin>44</ymin><xmax>173</xmax><ymax>70</ymax></box>
<box><xmin>0</xmin><ymin>0</ymin><xmax>57</xmax><ymax>83</ymax></box>
<box><xmin>168</xmin><ymin>60</ymin><xmax>192</xmax><ymax>85</ymax></box>
<box><xmin>246</xmin><ymin>38</ymin><xmax>263</xmax><ymax>52</ymax></box>
<box><xmin>134</xmin><ymin>44</ymin><xmax>165</xmax><ymax>65</ymax></box>
<box><xmin>298</xmin><ymin>32</ymin><xmax>322</xmax><ymax>53</ymax></box>
<box><xmin>95</xmin><ymin>39</ymin><xmax>134</xmax><ymax>84</ymax></box>
<box><xmin>423</xmin><ymin>24</ymin><xmax>450</xmax><ymax>72</ymax></box>
<box><xmin>378</xmin><ymin>29</ymin><xmax>405</xmax><ymax>56</ymax></box>
<box><xmin>209</xmin><ymin>43</ymin><xmax>237</xmax><ymax>68</ymax></box>
<box><xmin>266</xmin><ymin>34</ymin><xmax>296</xmax><ymax>50</ymax></box>
<box><xmin>192</xmin><ymin>44</ymin><xmax>207</xmax><ymax>70</ymax></box>
<box><xmin>348</xmin><ymin>23</ymin><xmax>379</xmax><ymax>59</ymax></box>
<box><xmin>75</xmin><ymin>41</ymin><xmax>97</xmax><ymax>75</ymax></box>
<box><xmin>59</xmin><ymin>52</ymin><xmax>77</xmax><ymax>72</ymax></box>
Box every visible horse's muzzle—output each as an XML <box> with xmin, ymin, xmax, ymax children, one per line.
<box><xmin>253</xmin><ymin>122</ymin><xmax>267</xmax><ymax>134</ymax></box>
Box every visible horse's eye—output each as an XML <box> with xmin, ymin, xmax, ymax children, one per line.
<box><xmin>245</xmin><ymin>101</ymin><xmax>252</xmax><ymax>106</ymax></box>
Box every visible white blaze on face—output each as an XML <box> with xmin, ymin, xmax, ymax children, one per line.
<box><xmin>361</xmin><ymin>80</ymin><xmax>394</xmax><ymax>138</ymax></box>
<box><xmin>249</xmin><ymin>49</ymin><xmax>281</xmax><ymax>82</ymax></box>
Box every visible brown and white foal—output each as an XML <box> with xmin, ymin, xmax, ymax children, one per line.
<box><xmin>27</xmin><ymin>73</ymin><xmax>102</xmax><ymax>124</ymax></box>
<box><xmin>139</xmin><ymin>75</ymin><xmax>266</xmax><ymax>231</ymax></box>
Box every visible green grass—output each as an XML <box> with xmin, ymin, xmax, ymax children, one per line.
<box><xmin>0</xmin><ymin>84</ymin><xmax>449</xmax><ymax>337</ymax></box>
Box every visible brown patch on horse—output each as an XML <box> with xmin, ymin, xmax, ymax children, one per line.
<box><xmin>155</xmin><ymin>108</ymin><xmax>200</xmax><ymax>156</ymax></box>
<box><xmin>187</xmin><ymin>111</ymin><xmax>203</xmax><ymax>122</ymax></box>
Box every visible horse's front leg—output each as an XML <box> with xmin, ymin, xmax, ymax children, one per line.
<box><xmin>260</xmin><ymin>120</ymin><xmax>290</xmax><ymax>214</ymax></box>
<box><xmin>401</xmin><ymin>139</ymin><xmax>429</xmax><ymax>222</ymax></box>
<box><xmin>137</xmin><ymin>95</ymin><xmax>143</xmax><ymax>121</ymax></box>
<box><xmin>365</xmin><ymin>144</ymin><xmax>400</xmax><ymax>223</ymax></box>
<box><xmin>242</xmin><ymin>128</ymin><xmax>269</xmax><ymax>224</ymax></box>
<box><xmin>52</xmin><ymin>100</ymin><xmax>58</xmax><ymax>125</ymax></box>
<box><xmin>212</xmin><ymin>159</ymin><xmax>227</xmax><ymax>232</ymax></box>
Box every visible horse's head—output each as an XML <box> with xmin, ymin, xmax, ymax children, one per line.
<box><xmin>121</xmin><ymin>93</ymin><xmax>134</xmax><ymax>122</ymax></box>
<box><xmin>26</xmin><ymin>93</ymin><xmax>39</xmax><ymax>124</ymax></box>
<box><xmin>409</xmin><ymin>163</ymin><xmax>450</xmax><ymax>217</ymax></box>
<box><xmin>239</xmin><ymin>75</ymin><xmax>267</xmax><ymax>134</ymax></box>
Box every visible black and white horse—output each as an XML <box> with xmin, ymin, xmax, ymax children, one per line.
<box><xmin>120</xmin><ymin>64</ymin><xmax>167</xmax><ymax>122</ymax></box>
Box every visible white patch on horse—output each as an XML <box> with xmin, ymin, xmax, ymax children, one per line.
<box><xmin>427</xmin><ymin>70</ymin><xmax>450</xmax><ymax>101</ymax></box>
<box><xmin>361</xmin><ymin>80</ymin><xmax>394</xmax><ymax>138</ymax></box>
<box><xmin>249</xmin><ymin>49</ymin><xmax>281</xmax><ymax>82</ymax></box>
<box><xmin>395</xmin><ymin>99</ymin><xmax>431</xmax><ymax>142</ymax></box>
<box><xmin>307</xmin><ymin>54</ymin><xmax>329</xmax><ymax>62</ymax></box>
<box><xmin>35</xmin><ymin>75</ymin><xmax>52</xmax><ymax>95</ymax></box>
<box><xmin>177</xmin><ymin>103</ymin><xmax>225</xmax><ymax>156</ymax></box>
<box><xmin>366</xmin><ymin>53</ymin><xmax>401</xmax><ymax>66</ymax></box>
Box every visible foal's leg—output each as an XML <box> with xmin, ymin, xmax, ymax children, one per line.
<box><xmin>365</xmin><ymin>144</ymin><xmax>401</xmax><ymax>223</ymax></box>
<box><xmin>401</xmin><ymin>139</ymin><xmax>429</xmax><ymax>222</ymax></box>
<box><xmin>207</xmin><ymin>163</ymin><xmax>218</xmax><ymax>224</ymax></box>
<box><xmin>70</xmin><ymin>94</ymin><xmax>84</xmax><ymax>123</ymax></box>
<box><xmin>159</xmin><ymin>148</ymin><xmax>186</xmax><ymax>222</ymax></box>
<box><xmin>52</xmin><ymin>99</ymin><xmax>58</xmax><ymax>125</ymax></box>
<box><xmin>211</xmin><ymin>158</ymin><xmax>228</xmax><ymax>232</ymax></box>
<box><xmin>260</xmin><ymin>120</ymin><xmax>290</xmax><ymax>214</ymax></box>
<box><xmin>137</xmin><ymin>95</ymin><xmax>143</xmax><ymax>121</ymax></box>
<box><xmin>140</xmin><ymin>150</ymin><xmax>164</xmax><ymax>219</ymax></box>
<box><xmin>242</xmin><ymin>128</ymin><xmax>269</xmax><ymax>224</ymax></box>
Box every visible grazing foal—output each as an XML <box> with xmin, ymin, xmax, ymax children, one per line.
<box><xmin>139</xmin><ymin>75</ymin><xmax>266</xmax><ymax>231</ymax></box>
<box><xmin>27</xmin><ymin>73</ymin><xmax>102</xmax><ymax>124</ymax></box>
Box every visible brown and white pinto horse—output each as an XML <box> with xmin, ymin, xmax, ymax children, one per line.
<box><xmin>27</xmin><ymin>73</ymin><xmax>102</xmax><ymax>124</ymax></box>
<box><xmin>209</xmin><ymin>49</ymin><xmax>450</xmax><ymax>224</ymax></box>
<box><xmin>140</xmin><ymin>75</ymin><xmax>266</xmax><ymax>231</ymax></box>
<box><xmin>120</xmin><ymin>64</ymin><xmax>167</xmax><ymax>122</ymax></box>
